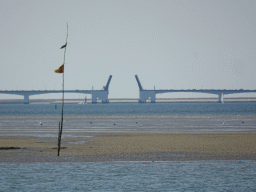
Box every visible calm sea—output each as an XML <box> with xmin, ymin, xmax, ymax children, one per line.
<box><xmin>1</xmin><ymin>102</ymin><xmax>256</xmax><ymax>136</ymax></box>
<box><xmin>1</xmin><ymin>161</ymin><xmax>256</xmax><ymax>191</ymax></box>
<box><xmin>1</xmin><ymin>102</ymin><xmax>256</xmax><ymax>117</ymax></box>
<box><xmin>1</xmin><ymin>102</ymin><xmax>256</xmax><ymax>191</ymax></box>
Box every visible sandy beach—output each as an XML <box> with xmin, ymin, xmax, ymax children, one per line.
<box><xmin>1</xmin><ymin>132</ymin><xmax>256</xmax><ymax>162</ymax></box>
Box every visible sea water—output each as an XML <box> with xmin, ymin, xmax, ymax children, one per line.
<box><xmin>1</xmin><ymin>103</ymin><xmax>256</xmax><ymax>136</ymax></box>
<box><xmin>1</xmin><ymin>102</ymin><xmax>256</xmax><ymax>191</ymax></box>
<box><xmin>1</xmin><ymin>102</ymin><xmax>256</xmax><ymax>117</ymax></box>
<box><xmin>1</xmin><ymin>161</ymin><xmax>256</xmax><ymax>191</ymax></box>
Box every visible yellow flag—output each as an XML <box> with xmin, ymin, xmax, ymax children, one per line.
<box><xmin>55</xmin><ymin>64</ymin><xmax>64</xmax><ymax>73</ymax></box>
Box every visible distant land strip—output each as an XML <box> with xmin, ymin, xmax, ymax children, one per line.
<box><xmin>0</xmin><ymin>97</ymin><xmax>256</xmax><ymax>104</ymax></box>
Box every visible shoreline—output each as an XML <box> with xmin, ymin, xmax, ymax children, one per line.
<box><xmin>1</xmin><ymin>133</ymin><xmax>256</xmax><ymax>163</ymax></box>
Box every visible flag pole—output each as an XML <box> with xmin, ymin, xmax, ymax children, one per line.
<box><xmin>58</xmin><ymin>23</ymin><xmax>68</xmax><ymax>156</ymax></box>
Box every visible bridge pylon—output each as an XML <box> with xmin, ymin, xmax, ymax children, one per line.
<box><xmin>135</xmin><ymin>75</ymin><xmax>156</xmax><ymax>103</ymax></box>
<box><xmin>91</xmin><ymin>75</ymin><xmax>112</xmax><ymax>104</ymax></box>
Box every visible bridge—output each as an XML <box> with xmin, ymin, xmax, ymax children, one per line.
<box><xmin>135</xmin><ymin>75</ymin><xmax>256</xmax><ymax>103</ymax></box>
<box><xmin>0</xmin><ymin>75</ymin><xmax>112</xmax><ymax>104</ymax></box>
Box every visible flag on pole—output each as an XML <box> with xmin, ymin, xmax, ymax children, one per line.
<box><xmin>60</xmin><ymin>43</ymin><xmax>67</xmax><ymax>49</ymax></box>
<box><xmin>55</xmin><ymin>64</ymin><xmax>64</xmax><ymax>73</ymax></box>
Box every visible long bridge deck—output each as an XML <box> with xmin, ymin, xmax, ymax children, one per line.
<box><xmin>135</xmin><ymin>75</ymin><xmax>256</xmax><ymax>103</ymax></box>
<box><xmin>0</xmin><ymin>75</ymin><xmax>113</xmax><ymax>104</ymax></box>
<box><xmin>0</xmin><ymin>74</ymin><xmax>255</xmax><ymax>104</ymax></box>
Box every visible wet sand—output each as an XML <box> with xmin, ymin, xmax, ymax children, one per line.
<box><xmin>1</xmin><ymin>133</ymin><xmax>256</xmax><ymax>162</ymax></box>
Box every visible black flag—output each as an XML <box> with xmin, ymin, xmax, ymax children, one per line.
<box><xmin>60</xmin><ymin>43</ymin><xmax>67</xmax><ymax>49</ymax></box>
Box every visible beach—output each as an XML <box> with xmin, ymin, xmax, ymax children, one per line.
<box><xmin>1</xmin><ymin>112</ymin><xmax>256</xmax><ymax>163</ymax></box>
<box><xmin>1</xmin><ymin>132</ymin><xmax>256</xmax><ymax>162</ymax></box>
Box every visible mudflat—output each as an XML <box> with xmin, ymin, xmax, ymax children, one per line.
<box><xmin>1</xmin><ymin>133</ymin><xmax>256</xmax><ymax>162</ymax></box>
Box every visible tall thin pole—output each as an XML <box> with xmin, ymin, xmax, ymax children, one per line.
<box><xmin>58</xmin><ymin>23</ymin><xmax>68</xmax><ymax>156</ymax></box>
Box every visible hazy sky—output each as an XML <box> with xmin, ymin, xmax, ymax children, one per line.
<box><xmin>1</xmin><ymin>0</ymin><xmax>256</xmax><ymax>99</ymax></box>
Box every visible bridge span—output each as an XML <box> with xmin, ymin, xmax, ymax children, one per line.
<box><xmin>0</xmin><ymin>75</ymin><xmax>112</xmax><ymax>104</ymax></box>
<box><xmin>135</xmin><ymin>75</ymin><xmax>256</xmax><ymax>103</ymax></box>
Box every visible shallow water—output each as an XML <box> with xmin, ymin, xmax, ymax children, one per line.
<box><xmin>1</xmin><ymin>102</ymin><xmax>256</xmax><ymax>117</ymax></box>
<box><xmin>1</xmin><ymin>102</ymin><xmax>256</xmax><ymax>191</ymax></box>
<box><xmin>1</xmin><ymin>116</ymin><xmax>255</xmax><ymax>137</ymax></box>
<box><xmin>1</xmin><ymin>103</ymin><xmax>256</xmax><ymax>137</ymax></box>
<box><xmin>1</xmin><ymin>161</ymin><xmax>256</xmax><ymax>191</ymax></box>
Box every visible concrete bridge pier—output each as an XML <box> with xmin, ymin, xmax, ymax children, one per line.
<box><xmin>139</xmin><ymin>91</ymin><xmax>156</xmax><ymax>103</ymax></box>
<box><xmin>139</xmin><ymin>91</ymin><xmax>146</xmax><ymax>103</ymax></box>
<box><xmin>99</xmin><ymin>91</ymin><xmax>109</xmax><ymax>103</ymax></box>
<box><xmin>150</xmin><ymin>92</ymin><xmax>156</xmax><ymax>103</ymax></box>
<box><xmin>91</xmin><ymin>93</ymin><xmax>97</xmax><ymax>104</ymax></box>
<box><xmin>24</xmin><ymin>94</ymin><xmax>29</xmax><ymax>104</ymax></box>
<box><xmin>218</xmin><ymin>93</ymin><xmax>224</xmax><ymax>103</ymax></box>
<box><xmin>91</xmin><ymin>91</ymin><xmax>109</xmax><ymax>104</ymax></box>
<box><xmin>91</xmin><ymin>75</ymin><xmax>112</xmax><ymax>104</ymax></box>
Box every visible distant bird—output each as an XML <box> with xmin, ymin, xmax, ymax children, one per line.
<box><xmin>60</xmin><ymin>43</ymin><xmax>67</xmax><ymax>49</ymax></box>
<box><xmin>39</xmin><ymin>122</ymin><xmax>43</xmax><ymax>125</ymax></box>
<box><xmin>114</xmin><ymin>124</ymin><xmax>116</xmax><ymax>126</ymax></box>
<box><xmin>136</xmin><ymin>121</ymin><xmax>138</xmax><ymax>124</ymax></box>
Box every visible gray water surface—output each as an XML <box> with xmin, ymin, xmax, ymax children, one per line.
<box><xmin>1</xmin><ymin>161</ymin><xmax>256</xmax><ymax>191</ymax></box>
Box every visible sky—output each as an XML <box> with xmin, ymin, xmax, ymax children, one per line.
<box><xmin>0</xmin><ymin>0</ymin><xmax>256</xmax><ymax>99</ymax></box>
